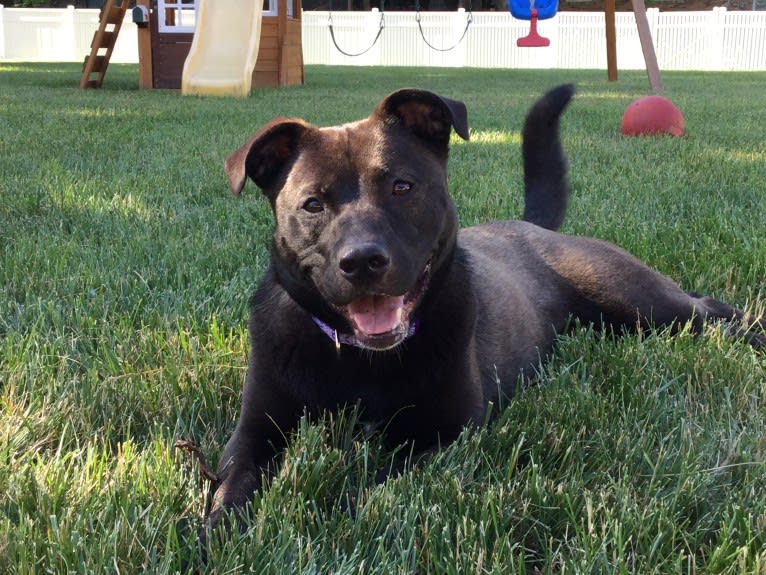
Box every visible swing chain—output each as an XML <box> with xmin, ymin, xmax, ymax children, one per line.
<box><xmin>415</xmin><ymin>0</ymin><xmax>473</xmax><ymax>52</ymax></box>
<box><xmin>327</xmin><ymin>1</ymin><xmax>386</xmax><ymax>58</ymax></box>
<box><xmin>328</xmin><ymin>10</ymin><xmax>385</xmax><ymax>32</ymax></box>
<box><xmin>415</xmin><ymin>10</ymin><xmax>472</xmax><ymax>25</ymax></box>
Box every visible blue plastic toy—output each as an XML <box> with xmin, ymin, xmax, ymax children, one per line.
<box><xmin>509</xmin><ymin>0</ymin><xmax>558</xmax><ymax>21</ymax></box>
<box><xmin>509</xmin><ymin>0</ymin><xmax>558</xmax><ymax>47</ymax></box>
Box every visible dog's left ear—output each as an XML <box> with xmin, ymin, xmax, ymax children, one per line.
<box><xmin>375</xmin><ymin>89</ymin><xmax>470</xmax><ymax>150</ymax></box>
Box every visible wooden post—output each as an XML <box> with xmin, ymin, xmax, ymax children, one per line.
<box><xmin>632</xmin><ymin>0</ymin><xmax>663</xmax><ymax>93</ymax></box>
<box><xmin>136</xmin><ymin>0</ymin><xmax>153</xmax><ymax>89</ymax></box>
<box><xmin>278</xmin><ymin>0</ymin><xmax>289</xmax><ymax>86</ymax></box>
<box><xmin>296</xmin><ymin>0</ymin><xmax>304</xmax><ymax>85</ymax></box>
<box><xmin>605</xmin><ymin>0</ymin><xmax>617</xmax><ymax>82</ymax></box>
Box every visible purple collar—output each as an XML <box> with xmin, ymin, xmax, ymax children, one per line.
<box><xmin>311</xmin><ymin>315</ymin><xmax>419</xmax><ymax>349</ymax></box>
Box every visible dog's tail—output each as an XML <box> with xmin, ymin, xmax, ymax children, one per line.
<box><xmin>521</xmin><ymin>84</ymin><xmax>575</xmax><ymax>231</ymax></box>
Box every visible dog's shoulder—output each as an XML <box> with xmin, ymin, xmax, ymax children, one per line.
<box><xmin>457</xmin><ymin>219</ymin><xmax>566</xmax><ymax>295</ymax></box>
<box><xmin>459</xmin><ymin>219</ymin><xmax>557</xmax><ymax>253</ymax></box>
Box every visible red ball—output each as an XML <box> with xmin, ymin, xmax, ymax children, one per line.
<box><xmin>621</xmin><ymin>95</ymin><xmax>685</xmax><ymax>137</ymax></box>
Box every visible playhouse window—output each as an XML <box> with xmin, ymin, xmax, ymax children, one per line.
<box><xmin>263</xmin><ymin>0</ymin><xmax>293</xmax><ymax>17</ymax></box>
<box><xmin>155</xmin><ymin>0</ymin><xmax>293</xmax><ymax>33</ymax></box>
<box><xmin>157</xmin><ymin>0</ymin><xmax>198</xmax><ymax>33</ymax></box>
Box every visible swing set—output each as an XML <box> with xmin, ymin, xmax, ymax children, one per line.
<box><xmin>328</xmin><ymin>0</ymin><xmax>476</xmax><ymax>56</ymax></box>
<box><xmin>325</xmin><ymin>0</ymin><xmax>662</xmax><ymax>93</ymax></box>
<box><xmin>327</xmin><ymin>0</ymin><xmax>555</xmax><ymax>57</ymax></box>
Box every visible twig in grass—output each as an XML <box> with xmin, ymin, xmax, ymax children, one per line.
<box><xmin>174</xmin><ymin>438</ymin><xmax>220</xmax><ymax>483</ymax></box>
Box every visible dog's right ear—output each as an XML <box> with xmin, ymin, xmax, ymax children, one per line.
<box><xmin>375</xmin><ymin>89</ymin><xmax>470</xmax><ymax>152</ymax></box>
<box><xmin>224</xmin><ymin>118</ymin><xmax>311</xmax><ymax>197</ymax></box>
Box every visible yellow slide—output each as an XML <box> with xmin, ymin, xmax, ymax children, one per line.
<box><xmin>182</xmin><ymin>0</ymin><xmax>263</xmax><ymax>97</ymax></box>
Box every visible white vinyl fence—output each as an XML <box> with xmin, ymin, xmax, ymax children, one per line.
<box><xmin>303</xmin><ymin>8</ymin><xmax>766</xmax><ymax>70</ymax></box>
<box><xmin>0</xmin><ymin>5</ymin><xmax>764</xmax><ymax>71</ymax></box>
<box><xmin>0</xmin><ymin>5</ymin><xmax>138</xmax><ymax>63</ymax></box>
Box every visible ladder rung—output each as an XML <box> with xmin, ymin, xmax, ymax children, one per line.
<box><xmin>89</xmin><ymin>56</ymin><xmax>108</xmax><ymax>73</ymax></box>
<box><xmin>79</xmin><ymin>0</ymin><xmax>128</xmax><ymax>89</ymax></box>
<box><xmin>96</xmin><ymin>31</ymin><xmax>117</xmax><ymax>49</ymax></box>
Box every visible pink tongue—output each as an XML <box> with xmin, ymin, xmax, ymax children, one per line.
<box><xmin>347</xmin><ymin>295</ymin><xmax>405</xmax><ymax>335</ymax></box>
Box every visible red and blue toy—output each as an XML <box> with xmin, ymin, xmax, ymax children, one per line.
<box><xmin>509</xmin><ymin>0</ymin><xmax>559</xmax><ymax>47</ymax></box>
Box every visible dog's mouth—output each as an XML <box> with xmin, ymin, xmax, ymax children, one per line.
<box><xmin>338</xmin><ymin>261</ymin><xmax>431</xmax><ymax>351</ymax></box>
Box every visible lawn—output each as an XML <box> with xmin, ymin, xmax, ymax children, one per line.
<box><xmin>1</xmin><ymin>63</ymin><xmax>765</xmax><ymax>574</ymax></box>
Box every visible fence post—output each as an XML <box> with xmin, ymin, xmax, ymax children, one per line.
<box><xmin>63</xmin><ymin>5</ymin><xmax>77</xmax><ymax>62</ymax></box>
<box><xmin>710</xmin><ymin>6</ymin><xmax>726</xmax><ymax>70</ymax></box>
<box><xmin>366</xmin><ymin>7</ymin><xmax>381</xmax><ymax>66</ymax></box>
<box><xmin>646</xmin><ymin>6</ymin><xmax>659</xmax><ymax>72</ymax></box>
<box><xmin>449</xmin><ymin>8</ymin><xmax>467</xmax><ymax>67</ymax></box>
<box><xmin>646</xmin><ymin>6</ymin><xmax>659</xmax><ymax>37</ymax></box>
<box><xmin>547</xmin><ymin>12</ymin><xmax>560</xmax><ymax>68</ymax></box>
<box><xmin>0</xmin><ymin>5</ymin><xmax>5</xmax><ymax>61</ymax></box>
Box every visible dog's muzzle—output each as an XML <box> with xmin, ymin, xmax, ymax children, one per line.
<box><xmin>327</xmin><ymin>260</ymin><xmax>432</xmax><ymax>351</ymax></box>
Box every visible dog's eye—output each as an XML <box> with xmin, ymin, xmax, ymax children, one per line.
<box><xmin>302</xmin><ymin>197</ymin><xmax>324</xmax><ymax>213</ymax></box>
<box><xmin>392</xmin><ymin>180</ymin><xmax>412</xmax><ymax>196</ymax></box>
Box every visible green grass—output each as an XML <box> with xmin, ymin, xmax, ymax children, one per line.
<box><xmin>1</xmin><ymin>63</ymin><xmax>765</xmax><ymax>574</ymax></box>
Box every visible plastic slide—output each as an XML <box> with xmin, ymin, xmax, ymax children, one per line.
<box><xmin>181</xmin><ymin>0</ymin><xmax>263</xmax><ymax>97</ymax></box>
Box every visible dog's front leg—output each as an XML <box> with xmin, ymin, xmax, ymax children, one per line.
<box><xmin>206</xmin><ymin>371</ymin><xmax>301</xmax><ymax>531</ymax></box>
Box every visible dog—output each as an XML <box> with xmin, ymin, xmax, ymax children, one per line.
<box><xmin>208</xmin><ymin>84</ymin><xmax>765</xmax><ymax>527</ymax></box>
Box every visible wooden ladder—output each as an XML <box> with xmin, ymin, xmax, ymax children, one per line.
<box><xmin>80</xmin><ymin>0</ymin><xmax>131</xmax><ymax>89</ymax></box>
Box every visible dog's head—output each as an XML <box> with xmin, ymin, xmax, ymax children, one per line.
<box><xmin>225</xmin><ymin>89</ymin><xmax>469</xmax><ymax>351</ymax></box>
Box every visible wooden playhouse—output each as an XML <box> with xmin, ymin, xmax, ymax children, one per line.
<box><xmin>140</xmin><ymin>0</ymin><xmax>303</xmax><ymax>91</ymax></box>
<box><xmin>82</xmin><ymin>0</ymin><xmax>303</xmax><ymax>91</ymax></box>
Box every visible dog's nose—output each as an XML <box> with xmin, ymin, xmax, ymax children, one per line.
<box><xmin>339</xmin><ymin>243</ymin><xmax>391</xmax><ymax>282</ymax></box>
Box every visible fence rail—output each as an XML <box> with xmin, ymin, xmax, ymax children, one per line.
<box><xmin>0</xmin><ymin>5</ymin><xmax>138</xmax><ymax>63</ymax></box>
<box><xmin>303</xmin><ymin>8</ymin><xmax>766</xmax><ymax>70</ymax></box>
<box><xmin>1</xmin><ymin>5</ymin><xmax>764</xmax><ymax>71</ymax></box>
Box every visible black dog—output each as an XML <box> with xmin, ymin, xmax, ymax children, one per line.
<box><xmin>209</xmin><ymin>85</ymin><xmax>764</xmax><ymax>526</ymax></box>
